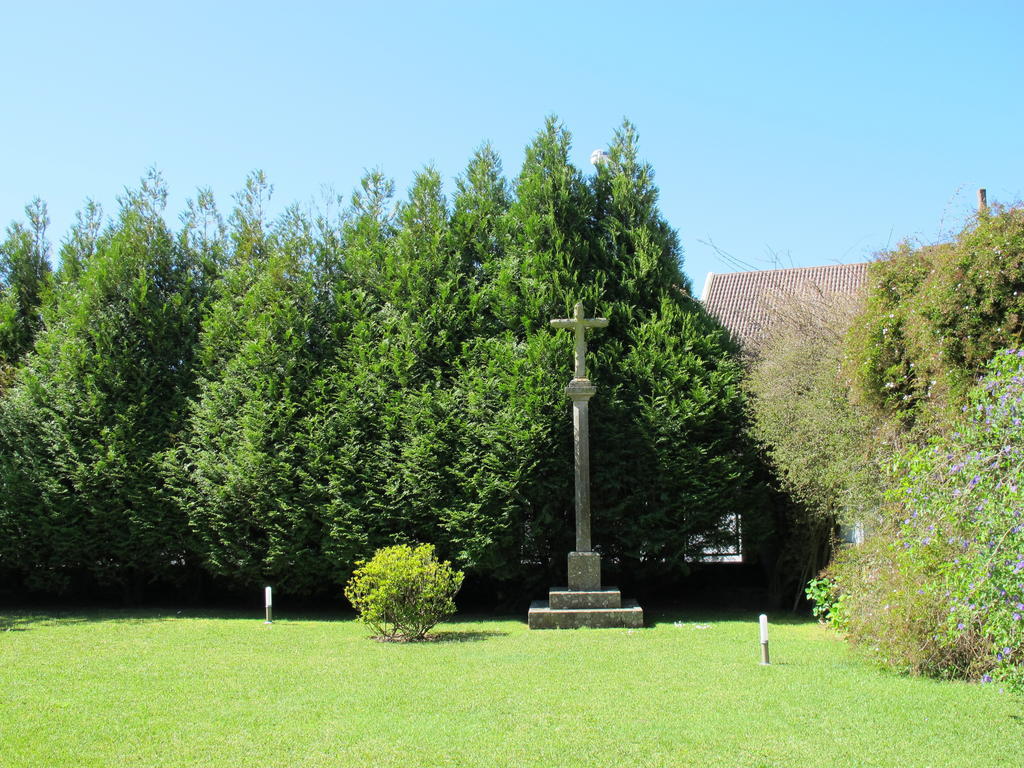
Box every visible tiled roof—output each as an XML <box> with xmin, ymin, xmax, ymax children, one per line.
<box><xmin>700</xmin><ymin>262</ymin><xmax>869</xmax><ymax>348</ymax></box>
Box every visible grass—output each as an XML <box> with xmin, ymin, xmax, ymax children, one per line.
<box><xmin>0</xmin><ymin>608</ymin><xmax>1019</xmax><ymax>767</ymax></box>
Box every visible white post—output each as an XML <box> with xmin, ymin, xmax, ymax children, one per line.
<box><xmin>265</xmin><ymin>586</ymin><xmax>273</xmax><ymax>624</ymax></box>
<box><xmin>759</xmin><ymin>614</ymin><xmax>770</xmax><ymax>664</ymax></box>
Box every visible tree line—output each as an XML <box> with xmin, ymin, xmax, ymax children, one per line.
<box><xmin>0</xmin><ymin>119</ymin><xmax>766</xmax><ymax>603</ymax></box>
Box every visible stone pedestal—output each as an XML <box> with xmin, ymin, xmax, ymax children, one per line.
<box><xmin>568</xmin><ymin>551</ymin><xmax>600</xmax><ymax>589</ymax></box>
<box><xmin>527</xmin><ymin>597</ymin><xmax>644</xmax><ymax>629</ymax></box>
<box><xmin>527</xmin><ymin>551</ymin><xmax>644</xmax><ymax>630</ymax></box>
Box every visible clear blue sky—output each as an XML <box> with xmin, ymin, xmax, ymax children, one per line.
<box><xmin>3</xmin><ymin>1</ymin><xmax>1022</xmax><ymax>287</ymax></box>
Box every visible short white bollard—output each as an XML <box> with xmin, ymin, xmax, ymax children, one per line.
<box><xmin>759</xmin><ymin>613</ymin><xmax>770</xmax><ymax>665</ymax></box>
<box><xmin>265</xmin><ymin>586</ymin><xmax>273</xmax><ymax>624</ymax></box>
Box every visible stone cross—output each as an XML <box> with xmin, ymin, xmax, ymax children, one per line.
<box><xmin>550</xmin><ymin>302</ymin><xmax>607</xmax><ymax>555</ymax></box>
<box><xmin>528</xmin><ymin>300</ymin><xmax>643</xmax><ymax>627</ymax></box>
<box><xmin>550</xmin><ymin>302</ymin><xmax>608</xmax><ymax>380</ymax></box>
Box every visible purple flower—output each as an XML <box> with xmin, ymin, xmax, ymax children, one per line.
<box><xmin>982</xmin><ymin>674</ymin><xmax>993</xmax><ymax>683</ymax></box>
<box><xmin>1014</xmin><ymin>613</ymin><xmax>1022</xmax><ymax>621</ymax></box>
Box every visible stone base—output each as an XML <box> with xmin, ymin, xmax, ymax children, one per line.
<box><xmin>567</xmin><ymin>551</ymin><xmax>601</xmax><ymax>590</ymax></box>
<box><xmin>548</xmin><ymin>587</ymin><xmax>622</xmax><ymax>609</ymax></box>
<box><xmin>528</xmin><ymin>550</ymin><xmax>643</xmax><ymax>628</ymax></box>
<box><xmin>527</xmin><ymin>598</ymin><xmax>644</xmax><ymax>630</ymax></box>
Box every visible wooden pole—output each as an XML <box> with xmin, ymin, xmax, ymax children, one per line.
<box><xmin>978</xmin><ymin>188</ymin><xmax>987</xmax><ymax>213</ymax></box>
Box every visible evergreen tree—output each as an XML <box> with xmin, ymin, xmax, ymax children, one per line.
<box><xmin>317</xmin><ymin>169</ymin><xmax>470</xmax><ymax>575</ymax></box>
<box><xmin>179</xmin><ymin>187</ymin><xmax>229</xmax><ymax>291</ymax></box>
<box><xmin>498</xmin><ymin>117</ymin><xmax>599</xmax><ymax>330</ymax></box>
<box><xmin>588</xmin><ymin>121</ymin><xmax>754</xmax><ymax>575</ymax></box>
<box><xmin>55</xmin><ymin>200</ymin><xmax>103</xmax><ymax>288</ymax></box>
<box><xmin>0</xmin><ymin>198</ymin><xmax>53</xmax><ymax>369</ymax></box>
<box><xmin>167</xmin><ymin>176</ymin><xmax>344</xmax><ymax>594</ymax></box>
<box><xmin>450</xmin><ymin>144</ymin><xmax>511</xmax><ymax>337</ymax></box>
<box><xmin>0</xmin><ymin>120</ymin><xmax>762</xmax><ymax>599</ymax></box>
<box><xmin>342</xmin><ymin>170</ymin><xmax>397</xmax><ymax>294</ymax></box>
<box><xmin>481</xmin><ymin>117</ymin><xmax>758</xmax><ymax>584</ymax></box>
<box><xmin>170</xmin><ymin>247</ymin><xmax>330</xmax><ymax>593</ymax></box>
<box><xmin>0</xmin><ymin>171</ymin><xmax>213</xmax><ymax>597</ymax></box>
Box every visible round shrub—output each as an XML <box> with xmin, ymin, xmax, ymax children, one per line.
<box><xmin>344</xmin><ymin>543</ymin><xmax>464</xmax><ymax>641</ymax></box>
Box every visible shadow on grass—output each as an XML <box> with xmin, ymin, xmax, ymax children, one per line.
<box><xmin>0</xmin><ymin>610</ymin><xmax>193</xmax><ymax>631</ymax></box>
<box><xmin>0</xmin><ymin>606</ymin><xmax>817</xmax><ymax>634</ymax></box>
<box><xmin>429</xmin><ymin>629</ymin><xmax>510</xmax><ymax>643</ymax></box>
<box><xmin>0</xmin><ymin>608</ymin><xmax>315</xmax><ymax>630</ymax></box>
<box><xmin>0</xmin><ymin>609</ymin><xmax>518</xmax><ymax>635</ymax></box>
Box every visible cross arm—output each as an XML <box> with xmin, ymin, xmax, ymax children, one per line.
<box><xmin>549</xmin><ymin>317</ymin><xmax>609</xmax><ymax>328</ymax></box>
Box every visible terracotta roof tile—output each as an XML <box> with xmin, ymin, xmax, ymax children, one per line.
<box><xmin>701</xmin><ymin>262</ymin><xmax>869</xmax><ymax>347</ymax></box>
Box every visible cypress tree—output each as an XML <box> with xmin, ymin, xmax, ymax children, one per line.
<box><xmin>55</xmin><ymin>200</ymin><xmax>104</xmax><ymax>288</ymax></box>
<box><xmin>0</xmin><ymin>121</ymin><xmax>761</xmax><ymax>599</ymax></box>
<box><xmin>318</xmin><ymin>169</ymin><xmax>468</xmax><ymax>571</ymax></box>
<box><xmin>172</xmin><ymin>249</ymin><xmax>330</xmax><ymax>593</ymax></box>
<box><xmin>169</xmin><ymin>176</ymin><xmax>345</xmax><ymax>595</ymax></box>
<box><xmin>450</xmin><ymin>144</ymin><xmax>511</xmax><ymax>337</ymax></box>
<box><xmin>473</xmin><ymin>117</ymin><xmax>758</xmax><ymax>585</ymax></box>
<box><xmin>0</xmin><ymin>171</ymin><xmax>212</xmax><ymax>597</ymax></box>
<box><xmin>0</xmin><ymin>199</ymin><xmax>53</xmax><ymax>371</ymax></box>
<box><xmin>588</xmin><ymin>121</ymin><xmax>754</xmax><ymax>575</ymax></box>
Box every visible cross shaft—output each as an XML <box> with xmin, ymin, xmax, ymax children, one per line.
<box><xmin>550</xmin><ymin>302</ymin><xmax>608</xmax><ymax>554</ymax></box>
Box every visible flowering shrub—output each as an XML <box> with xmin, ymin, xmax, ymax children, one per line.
<box><xmin>848</xmin><ymin>205</ymin><xmax>1024</xmax><ymax>427</ymax></box>
<box><xmin>830</xmin><ymin>350</ymin><xmax>1024</xmax><ymax>689</ymax></box>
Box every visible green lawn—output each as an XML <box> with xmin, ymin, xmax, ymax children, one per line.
<box><xmin>0</xmin><ymin>609</ymin><xmax>1018</xmax><ymax>767</ymax></box>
